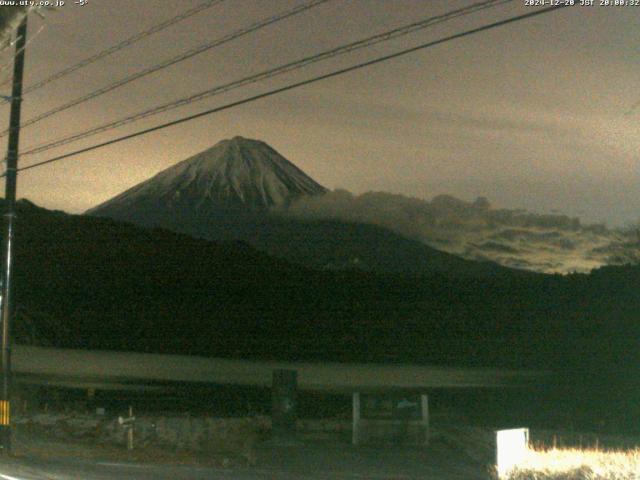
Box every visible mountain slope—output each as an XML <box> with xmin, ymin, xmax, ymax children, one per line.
<box><xmin>88</xmin><ymin>137</ymin><xmax>520</xmax><ymax>278</ymax></box>
<box><xmin>10</xmin><ymin>199</ymin><xmax>545</xmax><ymax>366</ymax></box>
<box><xmin>9</xmin><ymin>199</ymin><xmax>640</xmax><ymax>433</ymax></box>
<box><xmin>88</xmin><ymin>136</ymin><xmax>326</xmax><ymax>217</ymax></box>
<box><xmin>10</xmin><ymin>199</ymin><xmax>640</xmax><ymax>374</ymax></box>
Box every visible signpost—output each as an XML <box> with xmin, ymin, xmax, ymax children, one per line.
<box><xmin>118</xmin><ymin>405</ymin><xmax>136</xmax><ymax>451</ymax></box>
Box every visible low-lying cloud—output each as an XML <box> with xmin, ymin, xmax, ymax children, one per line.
<box><xmin>278</xmin><ymin>190</ymin><xmax>640</xmax><ymax>274</ymax></box>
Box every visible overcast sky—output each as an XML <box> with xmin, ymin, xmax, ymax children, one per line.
<box><xmin>0</xmin><ymin>0</ymin><xmax>638</xmax><ymax>226</ymax></box>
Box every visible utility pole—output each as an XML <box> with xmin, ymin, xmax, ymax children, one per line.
<box><xmin>0</xmin><ymin>15</ymin><xmax>28</xmax><ymax>455</ymax></box>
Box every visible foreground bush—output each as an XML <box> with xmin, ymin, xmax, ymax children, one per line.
<box><xmin>504</xmin><ymin>447</ymin><xmax>640</xmax><ymax>479</ymax></box>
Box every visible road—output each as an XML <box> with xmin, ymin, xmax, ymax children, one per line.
<box><xmin>0</xmin><ymin>444</ymin><xmax>490</xmax><ymax>479</ymax></box>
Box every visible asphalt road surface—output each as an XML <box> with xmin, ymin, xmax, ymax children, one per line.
<box><xmin>0</xmin><ymin>443</ymin><xmax>490</xmax><ymax>479</ymax></box>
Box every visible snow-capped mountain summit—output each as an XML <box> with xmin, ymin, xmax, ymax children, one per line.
<box><xmin>88</xmin><ymin>136</ymin><xmax>326</xmax><ymax>218</ymax></box>
<box><xmin>87</xmin><ymin>136</ymin><xmax>532</xmax><ymax>277</ymax></box>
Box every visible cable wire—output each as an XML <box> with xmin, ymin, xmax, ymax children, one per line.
<box><xmin>22</xmin><ymin>0</ymin><xmax>513</xmax><ymax>156</ymax></box>
<box><xmin>2</xmin><ymin>0</ymin><xmax>225</xmax><ymax>102</ymax></box>
<box><xmin>0</xmin><ymin>7</ymin><xmax>47</xmax><ymax>89</ymax></box>
<box><xmin>0</xmin><ymin>0</ymin><xmax>330</xmax><ymax>137</ymax></box>
<box><xmin>14</xmin><ymin>4</ymin><xmax>571</xmax><ymax>176</ymax></box>
<box><xmin>0</xmin><ymin>22</ymin><xmax>45</xmax><ymax>82</ymax></box>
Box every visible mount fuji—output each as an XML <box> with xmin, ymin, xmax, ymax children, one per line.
<box><xmin>88</xmin><ymin>136</ymin><xmax>326</xmax><ymax>218</ymax></box>
<box><xmin>88</xmin><ymin>136</ymin><xmax>520</xmax><ymax>277</ymax></box>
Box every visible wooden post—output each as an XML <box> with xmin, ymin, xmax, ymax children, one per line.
<box><xmin>352</xmin><ymin>392</ymin><xmax>360</xmax><ymax>445</ymax></box>
<box><xmin>421</xmin><ymin>394</ymin><xmax>429</xmax><ymax>445</ymax></box>
<box><xmin>118</xmin><ymin>405</ymin><xmax>135</xmax><ymax>450</ymax></box>
<box><xmin>126</xmin><ymin>405</ymin><xmax>134</xmax><ymax>451</ymax></box>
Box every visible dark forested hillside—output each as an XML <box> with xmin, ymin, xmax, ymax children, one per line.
<box><xmin>6</xmin><ymin>199</ymin><xmax>640</xmax><ymax>386</ymax></box>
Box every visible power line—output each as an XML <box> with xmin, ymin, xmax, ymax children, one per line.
<box><xmin>0</xmin><ymin>7</ymin><xmax>49</xmax><ymax>88</ymax></box>
<box><xmin>0</xmin><ymin>6</ymin><xmax>29</xmax><ymax>50</ymax></box>
<box><xmin>22</xmin><ymin>0</ymin><xmax>513</xmax><ymax>156</ymax></box>
<box><xmin>0</xmin><ymin>22</ymin><xmax>45</xmax><ymax>78</ymax></box>
<box><xmin>14</xmin><ymin>3</ymin><xmax>571</xmax><ymax>176</ymax></box>
<box><xmin>1</xmin><ymin>0</ymin><xmax>225</xmax><ymax>102</ymax></box>
<box><xmin>0</xmin><ymin>0</ymin><xmax>330</xmax><ymax>137</ymax></box>
<box><xmin>0</xmin><ymin>17</ymin><xmax>45</xmax><ymax>71</ymax></box>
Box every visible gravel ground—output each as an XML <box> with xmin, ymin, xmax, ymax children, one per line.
<box><xmin>0</xmin><ymin>427</ymin><xmax>494</xmax><ymax>479</ymax></box>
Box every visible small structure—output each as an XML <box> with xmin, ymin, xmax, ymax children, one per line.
<box><xmin>352</xmin><ymin>392</ymin><xmax>429</xmax><ymax>445</ymax></box>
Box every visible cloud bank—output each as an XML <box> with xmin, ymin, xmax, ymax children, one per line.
<box><xmin>279</xmin><ymin>190</ymin><xmax>640</xmax><ymax>274</ymax></box>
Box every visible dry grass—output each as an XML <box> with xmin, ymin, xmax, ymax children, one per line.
<box><xmin>503</xmin><ymin>446</ymin><xmax>640</xmax><ymax>479</ymax></box>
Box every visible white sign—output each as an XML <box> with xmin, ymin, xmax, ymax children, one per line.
<box><xmin>495</xmin><ymin>428</ymin><xmax>529</xmax><ymax>477</ymax></box>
